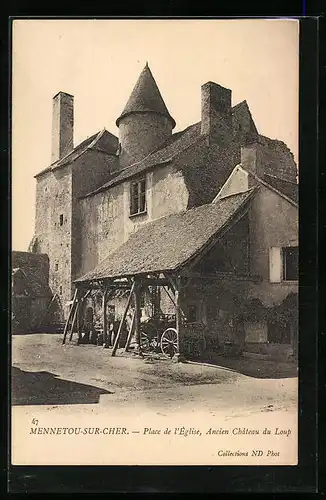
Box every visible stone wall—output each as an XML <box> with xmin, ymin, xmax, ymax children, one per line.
<box><xmin>247</xmin><ymin>184</ymin><xmax>298</xmax><ymax>307</ymax></box>
<box><xmin>119</xmin><ymin>113</ymin><xmax>172</xmax><ymax>168</ymax></box>
<box><xmin>76</xmin><ymin>163</ymin><xmax>190</xmax><ymax>279</ymax></box>
<box><xmin>34</xmin><ymin>166</ymin><xmax>73</xmax><ymax>318</ymax></box>
<box><xmin>71</xmin><ymin>150</ymin><xmax>119</xmax><ymax>282</ymax></box>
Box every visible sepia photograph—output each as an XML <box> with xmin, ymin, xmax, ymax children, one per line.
<box><xmin>11</xmin><ymin>18</ymin><xmax>299</xmax><ymax>466</ymax></box>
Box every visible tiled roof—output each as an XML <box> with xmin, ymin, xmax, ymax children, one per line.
<box><xmin>35</xmin><ymin>129</ymin><xmax>118</xmax><ymax>178</ymax></box>
<box><xmin>262</xmin><ymin>173</ymin><xmax>298</xmax><ymax>203</ymax></box>
<box><xmin>75</xmin><ymin>189</ymin><xmax>255</xmax><ymax>282</ymax></box>
<box><xmin>83</xmin><ymin>122</ymin><xmax>203</xmax><ymax>197</ymax></box>
<box><xmin>116</xmin><ymin>64</ymin><xmax>176</xmax><ymax>128</ymax></box>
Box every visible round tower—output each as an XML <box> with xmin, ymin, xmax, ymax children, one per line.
<box><xmin>116</xmin><ymin>63</ymin><xmax>176</xmax><ymax>168</ymax></box>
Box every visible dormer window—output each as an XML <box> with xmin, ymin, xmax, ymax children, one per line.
<box><xmin>130</xmin><ymin>178</ymin><xmax>146</xmax><ymax>216</ymax></box>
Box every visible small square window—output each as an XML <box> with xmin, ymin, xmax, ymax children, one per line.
<box><xmin>59</xmin><ymin>214</ymin><xmax>64</xmax><ymax>226</ymax></box>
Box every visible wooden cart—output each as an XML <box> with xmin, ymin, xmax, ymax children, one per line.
<box><xmin>140</xmin><ymin>315</ymin><xmax>207</xmax><ymax>359</ymax></box>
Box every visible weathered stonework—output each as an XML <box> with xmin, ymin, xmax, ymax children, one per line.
<box><xmin>119</xmin><ymin>113</ymin><xmax>173</xmax><ymax>168</ymax></box>
<box><xmin>76</xmin><ymin>164</ymin><xmax>190</xmax><ymax>279</ymax></box>
<box><xmin>31</xmin><ymin>63</ymin><xmax>298</xmax><ymax>335</ymax></box>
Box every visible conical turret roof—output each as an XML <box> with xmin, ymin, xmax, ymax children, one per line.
<box><xmin>116</xmin><ymin>63</ymin><xmax>176</xmax><ymax>128</ymax></box>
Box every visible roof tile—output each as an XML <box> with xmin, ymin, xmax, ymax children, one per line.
<box><xmin>116</xmin><ymin>64</ymin><xmax>175</xmax><ymax>127</ymax></box>
<box><xmin>75</xmin><ymin>189</ymin><xmax>255</xmax><ymax>282</ymax></box>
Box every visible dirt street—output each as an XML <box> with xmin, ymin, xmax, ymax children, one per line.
<box><xmin>11</xmin><ymin>333</ymin><xmax>298</xmax><ymax>466</ymax></box>
<box><xmin>12</xmin><ymin>333</ymin><xmax>298</xmax><ymax>418</ymax></box>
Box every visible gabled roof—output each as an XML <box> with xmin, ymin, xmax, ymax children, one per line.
<box><xmin>81</xmin><ymin>99</ymin><xmax>264</xmax><ymax>200</ymax></box>
<box><xmin>116</xmin><ymin>63</ymin><xmax>176</xmax><ymax>128</ymax></box>
<box><xmin>231</xmin><ymin>99</ymin><xmax>259</xmax><ymax>142</ymax></box>
<box><xmin>75</xmin><ymin>189</ymin><xmax>255</xmax><ymax>283</ymax></box>
<box><xmin>35</xmin><ymin>129</ymin><xmax>119</xmax><ymax>178</ymax></box>
<box><xmin>213</xmin><ymin>164</ymin><xmax>298</xmax><ymax>207</ymax></box>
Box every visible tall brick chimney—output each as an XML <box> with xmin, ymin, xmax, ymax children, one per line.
<box><xmin>201</xmin><ymin>82</ymin><xmax>232</xmax><ymax>145</ymax></box>
<box><xmin>51</xmin><ymin>92</ymin><xmax>74</xmax><ymax>163</ymax></box>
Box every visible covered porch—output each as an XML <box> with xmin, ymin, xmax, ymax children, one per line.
<box><xmin>63</xmin><ymin>190</ymin><xmax>258</xmax><ymax>361</ymax></box>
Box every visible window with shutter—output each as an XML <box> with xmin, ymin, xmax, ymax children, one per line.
<box><xmin>269</xmin><ymin>246</ymin><xmax>298</xmax><ymax>282</ymax></box>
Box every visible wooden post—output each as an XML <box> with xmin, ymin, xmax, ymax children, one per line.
<box><xmin>124</xmin><ymin>310</ymin><xmax>135</xmax><ymax>352</ymax></box>
<box><xmin>162</xmin><ymin>286</ymin><xmax>186</xmax><ymax>320</ymax></box>
<box><xmin>77</xmin><ymin>295</ymin><xmax>83</xmax><ymax>344</ymax></box>
<box><xmin>69</xmin><ymin>296</ymin><xmax>80</xmax><ymax>342</ymax></box>
<box><xmin>62</xmin><ymin>288</ymin><xmax>78</xmax><ymax>344</ymax></box>
<box><xmin>37</xmin><ymin>293</ymin><xmax>58</xmax><ymax>329</ymax></box>
<box><xmin>77</xmin><ymin>289</ymin><xmax>90</xmax><ymax>344</ymax></box>
<box><xmin>133</xmin><ymin>279</ymin><xmax>142</xmax><ymax>355</ymax></box>
<box><xmin>102</xmin><ymin>287</ymin><xmax>109</xmax><ymax>348</ymax></box>
<box><xmin>172</xmin><ymin>276</ymin><xmax>185</xmax><ymax>362</ymax></box>
<box><xmin>175</xmin><ymin>281</ymin><xmax>181</xmax><ymax>357</ymax></box>
<box><xmin>112</xmin><ymin>281</ymin><xmax>135</xmax><ymax>357</ymax></box>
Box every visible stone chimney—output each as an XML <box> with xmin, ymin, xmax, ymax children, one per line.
<box><xmin>201</xmin><ymin>82</ymin><xmax>232</xmax><ymax>145</ymax></box>
<box><xmin>51</xmin><ymin>92</ymin><xmax>74</xmax><ymax>163</ymax></box>
<box><xmin>240</xmin><ymin>143</ymin><xmax>265</xmax><ymax>178</ymax></box>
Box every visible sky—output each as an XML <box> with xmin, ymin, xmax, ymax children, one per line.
<box><xmin>12</xmin><ymin>19</ymin><xmax>299</xmax><ymax>251</ymax></box>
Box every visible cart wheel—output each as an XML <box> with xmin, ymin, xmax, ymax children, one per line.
<box><xmin>140</xmin><ymin>332</ymin><xmax>150</xmax><ymax>351</ymax></box>
<box><xmin>160</xmin><ymin>328</ymin><xmax>178</xmax><ymax>358</ymax></box>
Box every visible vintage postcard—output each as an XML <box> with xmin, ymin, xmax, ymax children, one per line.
<box><xmin>11</xmin><ymin>18</ymin><xmax>299</xmax><ymax>466</ymax></box>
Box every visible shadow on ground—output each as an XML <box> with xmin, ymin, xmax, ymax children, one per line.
<box><xmin>197</xmin><ymin>354</ymin><xmax>298</xmax><ymax>379</ymax></box>
<box><xmin>12</xmin><ymin>331</ymin><xmax>64</xmax><ymax>336</ymax></box>
<box><xmin>11</xmin><ymin>366</ymin><xmax>113</xmax><ymax>406</ymax></box>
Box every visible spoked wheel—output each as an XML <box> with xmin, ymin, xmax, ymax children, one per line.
<box><xmin>160</xmin><ymin>328</ymin><xmax>178</xmax><ymax>358</ymax></box>
<box><xmin>140</xmin><ymin>332</ymin><xmax>150</xmax><ymax>351</ymax></box>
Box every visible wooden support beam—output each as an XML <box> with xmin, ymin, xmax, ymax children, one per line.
<box><xmin>162</xmin><ymin>286</ymin><xmax>187</xmax><ymax>321</ymax></box>
<box><xmin>102</xmin><ymin>288</ymin><xmax>110</xmax><ymax>347</ymax></box>
<box><xmin>141</xmin><ymin>277</ymin><xmax>171</xmax><ymax>287</ymax></box>
<box><xmin>37</xmin><ymin>293</ymin><xmax>58</xmax><ymax>329</ymax></box>
<box><xmin>124</xmin><ymin>310</ymin><xmax>135</xmax><ymax>352</ymax></box>
<box><xmin>133</xmin><ymin>280</ymin><xmax>142</xmax><ymax>354</ymax></box>
<box><xmin>62</xmin><ymin>288</ymin><xmax>78</xmax><ymax>345</ymax></box>
<box><xmin>174</xmin><ymin>277</ymin><xmax>181</xmax><ymax>357</ymax></box>
<box><xmin>82</xmin><ymin>281</ymin><xmax>131</xmax><ymax>291</ymax></box>
<box><xmin>77</xmin><ymin>296</ymin><xmax>83</xmax><ymax>344</ymax></box>
<box><xmin>69</xmin><ymin>296</ymin><xmax>80</xmax><ymax>342</ymax></box>
<box><xmin>111</xmin><ymin>281</ymin><xmax>136</xmax><ymax>357</ymax></box>
<box><xmin>76</xmin><ymin>289</ymin><xmax>90</xmax><ymax>344</ymax></box>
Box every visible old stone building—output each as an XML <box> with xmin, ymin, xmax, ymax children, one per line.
<box><xmin>30</xmin><ymin>63</ymin><xmax>298</xmax><ymax>359</ymax></box>
<box><xmin>12</xmin><ymin>251</ymin><xmax>53</xmax><ymax>333</ymax></box>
